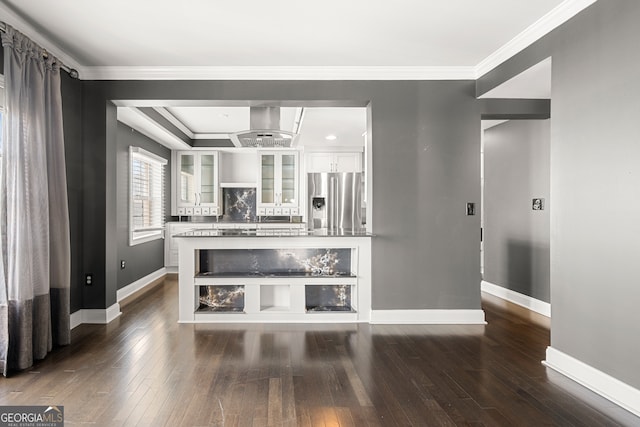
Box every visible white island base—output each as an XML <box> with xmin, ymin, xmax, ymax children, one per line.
<box><xmin>176</xmin><ymin>231</ymin><xmax>372</xmax><ymax>323</ymax></box>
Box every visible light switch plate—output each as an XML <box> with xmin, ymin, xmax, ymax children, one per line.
<box><xmin>466</xmin><ymin>202</ymin><xmax>476</xmax><ymax>216</ymax></box>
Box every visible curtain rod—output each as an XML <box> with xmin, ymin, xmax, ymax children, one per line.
<box><xmin>0</xmin><ymin>21</ymin><xmax>79</xmax><ymax>78</ymax></box>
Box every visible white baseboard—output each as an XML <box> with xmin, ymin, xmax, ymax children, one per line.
<box><xmin>544</xmin><ymin>346</ymin><xmax>640</xmax><ymax>418</ymax></box>
<box><xmin>70</xmin><ymin>303</ymin><xmax>122</xmax><ymax>328</ymax></box>
<box><xmin>116</xmin><ymin>267</ymin><xmax>167</xmax><ymax>302</ymax></box>
<box><xmin>481</xmin><ymin>280</ymin><xmax>551</xmax><ymax>317</ymax></box>
<box><xmin>370</xmin><ymin>309</ymin><xmax>486</xmax><ymax>324</ymax></box>
<box><xmin>70</xmin><ymin>310</ymin><xmax>83</xmax><ymax>329</ymax></box>
<box><xmin>70</xmin><ymin>268</ymin><xmax>167</xmax><ymax>329</ymax></box>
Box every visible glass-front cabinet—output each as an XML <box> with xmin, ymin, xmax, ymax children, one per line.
<box><xmin>260</xmin><ymin>154</ymin><xmax>275</xmax><ymax>204</ymax></box>
<box><xmin>257</xmin><ymin>150</ymin><xmax>299</xmax><ymax>216</ymax></box>
<box><xmin>178</xmin><ymin>153</ymin><xmax>196</xmax><ymax>206</ymax></box>
<box><xmin>198</xmin><ymin>153</ymin><xmax>217</xmax><ymax>205</ymax></box>
<box><xmin>172</xmin><ymin>151</ymin><xmax>219</xmax><ymax>216</ymax></box>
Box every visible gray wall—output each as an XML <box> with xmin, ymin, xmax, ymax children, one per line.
<box><xmin>115</xmin><ymin>122</ymin><xmax>171</xmax><ymax>290</ymax></box>
<box><xmin>80</xmin><ymin>79</ymin><xmax>483</xmax><ymax>311</ymax></box>
<box><xmin>551</xmin><ymin>0</ymin><xmax>640</xmax><ymax>390</ymax></box>
<box><xmin>483</xmin><ymin>120</ymin><xmax>550</xmax><ymax>302</ymax></box>
<box><xmin>478</xmin><ymin>0</ymin><xmax>640</xmax><ymax>390</ymax></box>
<box><xmin>60</xmin><ymin>73</ymin><xmax>84</xmax><ymax>313</ymax></box>
<box><xmin>371</xmin><ymin>82</ymin><xmax>481</xmax><ymax>309</ymax></box>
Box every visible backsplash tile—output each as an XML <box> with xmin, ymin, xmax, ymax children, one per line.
<box><xmin>223</xmin><ymin>187</ymin><xmax>256</xmax><ymax>221</ymax></box>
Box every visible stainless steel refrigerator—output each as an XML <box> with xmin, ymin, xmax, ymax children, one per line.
<box><xmin>307</xmin><ymin>172</ymin><xmax>363</xmax><ymax>232</ymax></box>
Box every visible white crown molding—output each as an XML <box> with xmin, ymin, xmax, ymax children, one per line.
<box><xmin>78</xmin><ymin>66</ymin><xmax>477</xmax><ymax>81</ymax></box>
<box><xmin>117</xmin><ymin>107</ymin><xmax>191</xmax><ymax>150</ymax></box>
<box><xmin>475</xmin><ymin>0</ymin><xmax>597</xmax><ymax>78</ymax></box>
<box><xmin>544</xmin><ymin>346</ymin><xmax>640</xmax><ymax>418</ymax></box>
<box><xmin>193</xmin><ymin>133</ymin><xmax>232</xmax><ymax>140</ymax></box>
<box><xmin>0</xmin><ymin>3</ymin><xmax>84</xmax><ymax>75</ymax></box>
<box><xmin>149</xmin><ymin>108</ymin><xmax>232</xmax><ymax>140</ymax></box>
<box><xmin>481</xmin><ymin>280</ymin><xmax>551</xmax><ymax>317</ymax></box>
<box><xmin>153</xmin><ymin>107</ymin><xmax>195</xmax><ymax>139</ymax></box>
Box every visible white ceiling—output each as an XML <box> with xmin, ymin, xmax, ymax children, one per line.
<box><xmin>116</xmin><ymin>105</ymin><xmax>367</xmax><ymax>150</ymax></box>
<box><xmin>166</xmin><ymin>107</ymin><xmax>250</xmax><ymax>135</ymax></box>
<box><xmin>3</xmin><ymin>1</ymin><xmax>581</xmax><ymax>148</ymax></box>
<box><xmin>162</xmin><ymin>106</ymin><xmax>367</xmax><ymax>146</ymax></box>
<box><xmin>3</xmin><ymin>0</ymin><xmax>563</xmax><ymax>67</ymax></box>
<box><xmin>0</xmin><ymin>0</ymin><xmax>595</xmax><ymax>79</ymax></box>
<box><xmin>298</xmin><ymin>108</ymin><xmax>366</xmax><ymax>147</ymax></box>
<box><xmin>479</xmin><ymin>57</ymin><xmax>552</xmax><ymax>99</ymax></box>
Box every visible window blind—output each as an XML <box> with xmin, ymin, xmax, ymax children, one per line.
<box><xmin>129</xmin><ymin>146</ymin><xmax>167</xmax><ymax>245</ymax></box>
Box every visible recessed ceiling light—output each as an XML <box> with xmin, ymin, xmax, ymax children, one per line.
<box><xmin>325</xmin><ymin>134</ymin><xmax>337</xmax><ymax>141</ymax></box>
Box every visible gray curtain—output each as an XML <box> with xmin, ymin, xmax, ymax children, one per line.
<box><xmin>0</xmin><ymin>24</ymin><xmax>70</xmax><ymax>375</ymax></box>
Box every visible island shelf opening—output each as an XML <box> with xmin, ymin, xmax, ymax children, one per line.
<box><xmin>176</xmin><ymin>232</ymin><xmax>372</xmax><ymax>323</ymax></box>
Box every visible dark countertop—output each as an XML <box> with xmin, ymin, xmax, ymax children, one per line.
<box><xmin>175</xmin><ymin>215</ymin><xmax>303</xmax><ymax>225</ymax></box>
<box><xmin>197</xmin><ymin>271</ymin><xmax>357</xmax><ymax>278</ymax></box>
<box><xmin>175</xmin><ymin>228</ymin><xmax>373</xmax><ymax>238</ymax></box>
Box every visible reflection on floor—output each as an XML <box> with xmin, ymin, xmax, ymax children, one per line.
<box><xmin>0</xmin><ymin>276</ymin><xmax>637</xmax><ymax>426</ymax></box>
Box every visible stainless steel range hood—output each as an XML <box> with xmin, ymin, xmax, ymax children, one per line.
<box><xmin>230</xmin><ymin>106</ymin><xmax>299</xmax><ymax>148</ymax></box>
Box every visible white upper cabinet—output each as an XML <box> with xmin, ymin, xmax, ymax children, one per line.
<box><xmin>172</xmin><ymin>151</ymin><xmax>219</xmax><ymax>216</ymax></box>
<box><xmin>306</xmin><ymin>151</ymin><xmax>362</xmax><ymax>173</ymax></box>
<box><xmin>257</xmin><ymin>150</ymin><xmax>300</xmax><ymax>216</ymax></box>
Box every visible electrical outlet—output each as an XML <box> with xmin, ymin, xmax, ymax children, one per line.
<box><xmin>120</xmin><ymin>260</ymin><xmax>126</xmax><ymax>269</ymax></box>
<box><xmin>85</xmin><ymin>274</ymin><xmax>93</xmax><ymax>285</ymax></box>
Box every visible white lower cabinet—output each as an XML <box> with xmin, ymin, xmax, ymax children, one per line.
<box><xmin>165</xmin><ymin>222</ymin><xmax>216</xmax><ymax>268</ymax></box>
<box><xmin>165</xmin><ymin>223</ymin><xmax>192</xmax><ymax>268</ymax></box>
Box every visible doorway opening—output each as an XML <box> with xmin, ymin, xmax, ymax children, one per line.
<box><xmin>478</xmin><ymin>57</ymin><xmax>552</xmax><ymax>320</ymax></box>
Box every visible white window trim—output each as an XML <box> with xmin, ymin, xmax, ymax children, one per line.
<box><xmin>129</xmin><ymin>146</ymin><xmax>167</xmax><ymax>246</ymax></box>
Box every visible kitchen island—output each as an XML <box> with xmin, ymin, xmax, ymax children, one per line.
<box><xmin>175</xmin><ymin>229</ymin><xmax>372</xmax><ymax>323</ymax></box>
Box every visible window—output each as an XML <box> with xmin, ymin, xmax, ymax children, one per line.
<box><xmin>129</xmin><ymin>146</ymin><xmax>167</xmax><ymax>245</ymax></box>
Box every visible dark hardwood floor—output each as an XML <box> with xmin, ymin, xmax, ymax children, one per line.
<box><xmin>1</xmin><ymin>276</ymin><xmax>638</xmax><ymax>426</ymax></box>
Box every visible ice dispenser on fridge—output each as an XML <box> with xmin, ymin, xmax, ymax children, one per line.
<box><xmin>307</xmin><ymin>172</ymin><xmax>363</xmax><ymax>232</ymax></box>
